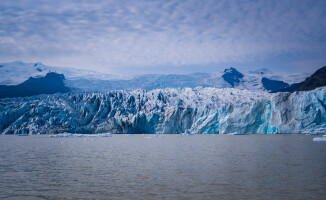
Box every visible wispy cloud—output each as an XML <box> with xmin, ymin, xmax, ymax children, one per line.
<box><xmin>0</xmin><ymin>0</ymin><xmax>325</xmax><ymax>74</ymax></box>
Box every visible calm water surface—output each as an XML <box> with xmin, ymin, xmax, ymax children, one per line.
<box><xmin>0</xmin><ymin>134</ymin><xmax>325</xmax><ymax>200</ymax></box>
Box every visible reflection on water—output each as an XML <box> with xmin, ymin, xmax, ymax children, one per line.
<box><xmin>0</xmin><ymin>134</ymin><xmax>325</xmax><ymax>200</ymax></box>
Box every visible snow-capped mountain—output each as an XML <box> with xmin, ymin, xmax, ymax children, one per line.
<box><xmin>0</xmin><ymin>61</ymin><xmax>310</xmax><ymax>96</ymax></box>
<box><xmin>0</xmin><ymin>72</ymin><xmax>69</xmax><ymax>98</ymax></box>
<box><xmin>222</xmin><ymin>67</ymin><xmax>244</xmax><ymax>87</ymax></box>
<box><xmin>1</xmin><ymin>87</ymin><xmax>325</xmax><ymax>134</ymax></box>
<box><xmin>0</xmin><ymin>61</ymin><xmax>50</xmax><ymax>85</ymax></box>
<box><xmin>0</xmin><ymin>61</ymin><xmax>128</xmax><ymax>85</ymax></box>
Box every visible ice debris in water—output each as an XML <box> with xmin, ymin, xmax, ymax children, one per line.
<box><xmin>227</xmin><ymin>132</ymin><xmax>247</xmax><ymax>135</ymax></box>
<box><xmin>180</xmin><ymin>132</ymin><xmax>194</xmax><ymax>136</ymax></box>
<box><xmin>313</xmin><ymin>135</ymin><xmax>326</xmax><ymax>142</ymax></box>
<box><xmin>50</xmin><ymin>133</ymin><xmax>112</xmax><ymax>138</ymax></box>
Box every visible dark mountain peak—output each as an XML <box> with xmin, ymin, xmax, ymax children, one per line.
<box><xmin>0</xmin><ymin>72</ymin><xmax>69</xmax><ymax>98</ymax></box>
<box><xmin>222</xmin><ymin>67</ymin><xmax>244</xmax><ymax>87</ymax></box>
<box><xmin>295</xmin><ymin>66</ymin><xmax>326</xmax><ymax>91</ymax></box>
<box><xmin>22</xmin><ymin>72</ymin><xmax>65</xmax><ymax>83</ymax></box>
<box><xmin>45</xmin><ymin>72</ymin><xmax>65</xmax><ymax>80</ymax></box>
<box><xmin>224</xmin><ymin>67</ymin><xmax>240</xmax><ymax>73</ymax></box>
<box><xmin>261</xmin><ymin>78</ymin><xmax>290</xmax><ymax>93</ymax></box>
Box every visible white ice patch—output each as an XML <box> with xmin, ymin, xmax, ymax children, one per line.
<box><xmin>49</xmin><ymin>133</ymin><xmax>112</xmax><ymax>138</ymax></box>
<box><xmin>227</xmin><ymin>132</ymin><xmax>247</xmax><ymax>135</ymax></box>
<box><xmin>313</xmin><ymin>136</ymin><xmax>326</xmax><ymax>142</ymax></box>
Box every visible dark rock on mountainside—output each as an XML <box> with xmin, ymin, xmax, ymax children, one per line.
<box><xmin>0</xmin><ymin>72</ymin><xmax>70</xmax><ymax>98</ymax></box>
<box><xmin>295</xmin><ymin>66</ymin><xmax>326</xmax><ymax>91</ymax></box>
<box><xmin>262</xmin><ymin>66</ymin><xmax>326</xmax><ymax>93</ymax></box>
<box><xmin>261</xmin><ymin>78</ymin><xmax>299</xmax><ymax>93</ymax></box>
<box><xmin>222</xmin><ymin>67</ymin><xmax>244</xmax><ymax>87</ymax></box>
<box><xmin>261</xmin><ymin>78</ymin><xmax>289</xmax><ymax>93</ymax></box>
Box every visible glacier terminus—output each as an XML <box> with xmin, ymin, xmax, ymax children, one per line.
<box><xmin>1</xmin><ymin>87</ymin><xmax>326</xmax><ymax>134</ymax></box>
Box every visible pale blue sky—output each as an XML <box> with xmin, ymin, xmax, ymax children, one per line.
<box><xmin>0</xmin><ymin>0</ymin><xmax>325</xmax><ymax>74</ymax></box>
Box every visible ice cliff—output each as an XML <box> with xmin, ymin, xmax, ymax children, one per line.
<box><xmin>1</xmin><ymin>87</ymin><xmax>326</xmax><ymax>134</ymax></box>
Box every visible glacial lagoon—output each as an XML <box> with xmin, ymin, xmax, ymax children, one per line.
<box><xmin>0</xmin><ymin>134</ymin><xmax>325</xmax><ymax>200</ymax></box>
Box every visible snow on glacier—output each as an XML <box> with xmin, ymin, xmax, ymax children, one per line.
<box><xmin>1</xmin><ymin>87</ymin><xmax>326</xmax><ymax>134</ymax></box>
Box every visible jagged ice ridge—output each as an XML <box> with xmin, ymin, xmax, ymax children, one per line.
<box><xmin>1</xmin><ymin>87</ymin><xmax>326</xmax><ymax>134</ymax></box>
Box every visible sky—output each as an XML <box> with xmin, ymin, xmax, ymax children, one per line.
<box><xmin>0</xmin><ymin>0</ymin><xmax>326</xmax><ymax>75</ymax></box>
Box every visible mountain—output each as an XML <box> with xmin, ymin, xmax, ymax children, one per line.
<box><xmin>261</xmin><ymin>66</ymin><xmax>326</xmax><ymax>93</ymax></box>
<box><xmin>0</xmin><ymin>61</ymin><xmax>127</xmax><ymax>85</ymax></box>
<box><xmin>0</xmin><ymin>72</ymin><xmax>70</xmax><ymax>98</ymax></box>
<box><xmin>1</xmin><ymin>87</ymin><xmax>326</xmax><ymax>134</ymax></box>
<box><xmin>0</xmin><ymin>61</ymin><xmax>311</xmax><ymax>97</ymax></box>
<box><xmin>261</xmin><ymin>78</ymin><xmax>297</xmax><ymax>93</ymax></box>
<box><xmin>0</xmin><ymin>61</ymin><xmax>50</xmax><ymax>85</ymax></box>
<box><xmin>221</xmin><ymin>67</ymin><xmax>244</xmax><ymax>87</ymax></box>
<box><xmin>295</xmin><ymin>66</ymin><xmax>326</xmax><ymax>91</ymax></box>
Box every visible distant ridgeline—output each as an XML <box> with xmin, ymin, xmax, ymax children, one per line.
<box><xmin>222</xmin><ymin>66</ymin><xmax>326</xmax><ymax>93</ymax></box>
<box><xmin>0</xmin><ymin>72</ymin><xmax>70</xmax><ymax>98</ymax></box>
<box><xmin>0</xmin><ymin>64</ymin><xmax>325</xmax><ymax>99</ymax></box>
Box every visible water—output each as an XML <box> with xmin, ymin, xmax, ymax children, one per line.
<box><xmin>0</xmin><ymin>134</ymin><xmax>325</xmax><ymax>200</ymax></box>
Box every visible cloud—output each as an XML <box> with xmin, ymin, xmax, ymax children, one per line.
<box><xmin>0</xmin><ymin>0</ymin><xmax>325</xmax><ymax>74</ymax></box>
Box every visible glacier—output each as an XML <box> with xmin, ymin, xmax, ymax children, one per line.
<box><xmin>1</xmin><ymin>87</ymin><xmax>326</xmax><ymax>134</ymax></box>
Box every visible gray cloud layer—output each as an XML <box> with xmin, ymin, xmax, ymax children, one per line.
<box><xmin>0</xmin><ymin>0</ymin><xmax>325</xmax><ymax>74</ymax></box>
